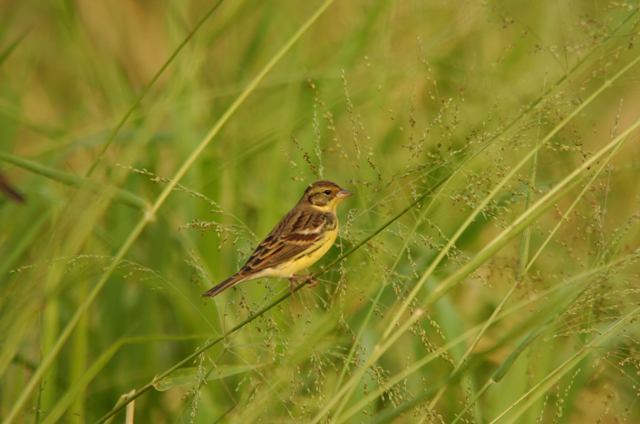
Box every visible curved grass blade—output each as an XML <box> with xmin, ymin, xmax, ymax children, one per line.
<box><xmin>0</xmin><ymin>30</ymin><xmax>29</xmax><ymax>67</ymax></box>
<box><xmin>425</xmin><ymin>130</ymin><xmax>625</xmax><ymax>415</ymax></box>
<box><xmin>152</xmin><ymin>363</ymin><xmax>266</xmax><ymax>392</ymax></box>
<box><xmin>488</xmin><ymin>305</ymin><xmax>640</xmax><ymax>424</ymax></box>
<box><xmin>0</xmin><ymin>151</ymin><xmax>148</xmax><ymax>210</ymax></box>
<box><xmin>313</xmin><ymin>52</ymin><xmax>640</xmax><ymax>423</ymax></box>
<box><xmin>84</xmin><ymin>0</ymin><xmax>226</xmax><ymax>176</ymax></box>
<box><xmin>3</xmin><ymin>1</ymin><xmax>338</xmax><ymax>422</ymax></box>
<box><xmin>381</xmin><ymin>51</ymin><xmax>640</xmax><ymax>344</ymax></box>
<box><xmin>94</xmin><ymin>170</ymin><xmax>452</xmax><ymax>423</ymax></box>
<box><xmin>41</xmin><ymin>335</ymin><xmax>206</xmax><ymax>424</ymax></box>
<box><xmin>523</xmin><ymin>137</ymin><xmax>627</xmax><ymax>272</ymax></box>
<box><xmin>339</xmin><ymin>250</ymin><xmax>638</xmax><ymax>423</ymax></box>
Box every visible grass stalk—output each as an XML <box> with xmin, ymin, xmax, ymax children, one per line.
<box><xmin>450</xmin><ymin>323</ymin><xmax>552</xmax><ymax>424</ymax></box>
<box><xmin>316</xmin><ymin>103</ymin><xmax>640</xmax><ymax>419</ymax></box>
<box><xmin>319</xmin><ymin>52</ymin><xmax>640</xmax><ymax>423</ymax></box>
<box><xmin>431</xmin><ymin>116</ymin><xmax>542</xmax><ymax>418</ymax></box>
<box><xmin>429</xmin><ymin>108</ymin><xmax>621</xmax><ymax>415</ymax></box>
<box><xmin>488</xmin><ymin>305</ymin><xmax>640</xmax><ymax>423</ymax></box>
<box><xmin>524</xmin><ymin>138</ymin><xmax>627</xmax><ymax>273</ymax></box>
<box><xmin>95</xmin><ymin>168</ymin><xmax>453</xmax><ymax>422</ymax></box>
<box><xmin>42</xmin><ymin>335</ymin><xmax>206</xmax><ymax>424</ymax></box>
<box><xmin>0</xmin><ymin>151</ymin><xmax>148</xmax><ymax>210</ymax></box>
<box><xmin>328</xmin><ymin>18</ymin><xmax>635</xmax><ymax>408</ymax></box>
<box><xmin>84</xmin><ymin>0</ymin><xmax>226</xmax><ymax>176</ymax></box>
<box><xmin>3</xmin><ymin>1</ymin><xmax>337</xmax><ymax>422</ymax></box>
<box><xmin>349</xmin><ymin>248</ymin><xmax>639</xmax><ymax>423</ymax></box>
<box><xmin>381</xmin><ymin>50</ymin><xmax>640</xmax><ymax>343</ymax></box>
<box><xmin>423</xmin><ymin>117</ymin><xmax>638</xmax><ymax>308</ymax></box>
<box><xmin>310</xmin><ymin>309</ymin><xmax>426</xmax><ymax>424</ymax></box>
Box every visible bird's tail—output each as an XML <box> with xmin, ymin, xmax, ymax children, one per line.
<box><xmin>201</xmin><ymin>273</ymin><xmax>245</xmax><ymax>297</ymax></box>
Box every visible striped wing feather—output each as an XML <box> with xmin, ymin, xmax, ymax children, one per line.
<box><xmin>240</xmin><ymin>207</ymin><xmax>334</xmax><ymax>275</ymax></box>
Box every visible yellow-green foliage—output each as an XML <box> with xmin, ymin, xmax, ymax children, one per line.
<box><xmin>1</xmin><ymin>1</ymin><xmax>639</xmax><ymax>423</ymax></box>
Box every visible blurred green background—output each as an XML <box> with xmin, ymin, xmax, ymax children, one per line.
<box><xmin>1</xmin><ymin>0</ymin><xmax>639</xmax><ymax>422</ymax></box>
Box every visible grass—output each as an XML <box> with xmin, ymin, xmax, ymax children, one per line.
<box><xmin>1</xmin><ymin>0</ymin><xmax>640</xmax><ymax>423</ymax></box>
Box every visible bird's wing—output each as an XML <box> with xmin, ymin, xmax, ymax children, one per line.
<box><xmin>240</xmin><ymin>208</ymin><xmax>333</xmax><ymax>275</ymax></box>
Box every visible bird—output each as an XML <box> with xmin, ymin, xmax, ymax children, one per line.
<box><xmin>202</xmin><ymin>180</ymin><xmax>352</xmax><ymax>297</ymax></box>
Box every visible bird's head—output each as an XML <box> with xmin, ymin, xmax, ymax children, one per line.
<box><xmin>302</xmin><ymin>180</ymin><xmax>352</xmax><ymax>211</ymax></box>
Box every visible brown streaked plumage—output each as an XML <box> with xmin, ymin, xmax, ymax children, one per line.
<box><xmin>202</xmin><ymin>180</ymin><xmax>351</xmax><ymax>297</ymax></box>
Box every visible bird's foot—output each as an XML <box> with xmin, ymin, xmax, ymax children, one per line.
<box><xmin>289</xmin><ymin>274</ymin><xmax>318</xmax><ymax>292</ymax></box>
<box><xmin>306</xmin><ymin>275</ymin><xmax>319</xmax><ymax>288</ymax></box>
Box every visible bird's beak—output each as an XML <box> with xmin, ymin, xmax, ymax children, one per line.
<box><xmin>336</xmin><ymin>189</ymin><xmax>352</xmax><ymax>199</ymax></box>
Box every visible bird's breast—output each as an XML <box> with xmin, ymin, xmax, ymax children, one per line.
<box><xmin>271</xmin><ymin>228</ymin><xmax>338</xmax><ymax>277</ymax></box>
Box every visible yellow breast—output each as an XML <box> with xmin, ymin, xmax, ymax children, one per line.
<box><xmin>270</xmin><ymin>228</ymin><xmax>338</xmax><ymax>277</ymax></box>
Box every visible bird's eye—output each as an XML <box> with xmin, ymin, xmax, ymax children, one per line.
<box><xmin>323</xmin><ymin>190</ymin><xmax>332</xmax><ymax>195</ymax></box>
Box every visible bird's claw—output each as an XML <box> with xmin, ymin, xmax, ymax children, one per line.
<box><xmin>306</xmin><ymin>275</ymin><xmax>319</xmax><ymax>287</ymax></box>
<box><xmin>289</xmin><ymin>275</ymin><xmax>318</xmax><ymax>292</ymax></box>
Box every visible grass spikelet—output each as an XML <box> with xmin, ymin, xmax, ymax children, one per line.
<box><xmin>1</xmin><ymin>2</ymin><xmax>640</xmax><ymax>423</ymax></box>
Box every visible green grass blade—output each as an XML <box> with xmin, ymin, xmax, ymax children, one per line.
<box><xmin>524</xmin><ymin>137</ymin><xmax>627</xmax><ymax>272</ymax></box>
<box><xmin>489</xmin><ymin>306</ymin><xmax>640</xmax><ymax>424</ymax></box>
<box><xmin>382</xmin><ymin>51</ymin><xmax>640</xmax><ymax>343</ymax></box>
<box><xmin>84</xmin><ymin>0</ymin><xmax>226</xmax><ymax>176</ymax></box>
<box><xmin>318</xmin><ymin>51</ymin><xmax>640</xmax><ymax>423</ymax></box>
<box><xmin>0</xmin><ymin>151</ymin><xmax>148</xmax><ymax>210</ymax></box>
<box><xmin>345</xmin><ymin>250</ymin><xmax>638</xmax><ymax>423</ymax></box>
<box><xmin>425</xmin><ymin>119</ymin><xmax>638</xmax><ymax>307</ymax></box>
<box><xmin>0</xmin><ymin>31</ymin><xmax>28</xmax><ymax>67</ymax></box>
<box><xmin>41</xmin><ymin>335</ymin><xmax>205</xmax><ymax>424</ymax></box>
<box><xmin>2</xmin><ymin>1</ymin><xmax>337</xmax><ymax>422</ymax></box>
